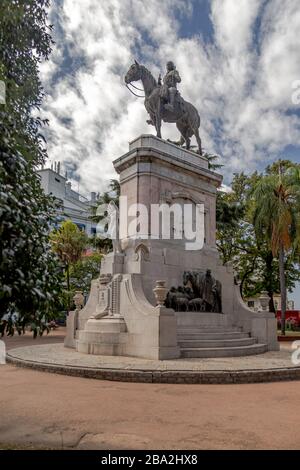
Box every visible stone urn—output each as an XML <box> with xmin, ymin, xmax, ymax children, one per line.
<box><xmin>153</xmin><ymin>280</ymin><xmax>168</xmax><ymax>307</ymax></box>
<box><xmin>73</xmin><ymin>291</ymin><xmax>84</xmax><ymax>311</ymax></box>
<box><xmin>259</xmin><ymin>291</ymin><xmax>269</xmax><ymax>311</ymax></box>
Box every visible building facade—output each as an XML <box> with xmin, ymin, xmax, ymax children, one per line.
<box><xmin>37</xmin><ymin>165</ymin><xmax>97</xmax><ymax>236</ymax></box>
<box><xmin>246</xmin><ymin>293</ymin><xmax>294</xmax><ymax>312</ymax></box>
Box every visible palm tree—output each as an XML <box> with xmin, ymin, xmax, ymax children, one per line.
<box><xmin>204</xmin><ymin>153</ymin><xmax>224</xmax><ymax>171</ymax></box>
<box><xmin>108</xmin><ymin>179</ymin><xmax>121</xmax><ymax>200</ymax></box>
<box><xmin>90</xmin><ymin>179</ymin><xmax>120</xmax><ymax>221</ymax></box>
<box><xmin>89</xmin><ymin>179</ymin><xmax>121</xmax><ymax>253</ymax></box>
<box><xmin>287</xmin><ymin>166</ymin><xmax>300</xmax><ymax>256</ymax></box>
<box><xmin>166</xmin><ymin>139</ymin><xmax>223</xmax><ymax>171</ymax></box>
<box><xmin>190</xmin><ymin>149</ymin><xmax>223</xmax><ymax>171</ymax></box>
<box><xmin>251</xmin><ymin>164</ymin><xmax>300</xmax><ymax>334</ymax></box>
<box><xmin>50</xmin><ymin>220</ymin><xmax>88</xmax><ymax>308</ymax></box>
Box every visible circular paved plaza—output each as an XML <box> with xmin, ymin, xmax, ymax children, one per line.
<box><xmin>6</xmin><ymin>338</ymin><xmax>300</xmax><ymax>384</ymax></box>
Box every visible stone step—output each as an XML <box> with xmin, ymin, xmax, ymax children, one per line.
<box><xmin>178</xmin><ymin>329</ymin><xmax>243</xmax><ymax>336</ymax></box>
<box><xmin>178</xmin><ymin>326</ymin><xmax>242</xmax><ymax>333</ymax></box>
<box><xmin>176</xmin><ymin>312</ymin><xmax>232</xmax><ymax>329</ymax></box>
<box><xmin>178</xmin><ymin>337</ymin><xmax>256</xmax><ymax>348</ymax></box>
<box><xmin>178</xmin><ymin>331</ymin><xmax>249</xmax><ymax>340</ymax></box>
<box><xmin>180</xmin><ymin>343</ymin><xmax>268</xmax><ymax>358</ymax></box>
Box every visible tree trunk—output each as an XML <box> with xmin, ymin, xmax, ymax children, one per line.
<box><xmin>265</xmin><ymin>251</ymin><xmax>276</xmax><ymax>313</ymax></box>
<box><xmin>268</xmin><ymin>293</ymin><xmax>276</xmax><ymax>314</ymax></box>
<box><xmin>279</xmin><ymin>243</ymin><xmax>287</xmax><ymax>335</ymax></box>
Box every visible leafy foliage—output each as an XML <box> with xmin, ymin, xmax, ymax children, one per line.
<box><xmin>202</xmin><ymin>152</ymin><xmax>223</xmax><ymax>171</ymax></box>
<box><xmin>53</xmin><ymin>253</ymin><xmax>102</xmax><ymax>314</ymax></box>
<box><xmin>0</xmin><ymin>0</ymin><xmax>64</xmax><ymax>336</ymax></box>
<box><xmin>216</xmin><ymin>162</ymin><xmax>300</xmax><ymax>319</ymax></box>
<box><xmin>50</xmin><ymin>220</ymin><xmax>88</xmax><ymax>267</ymax></box>
<box><xmin>50</xmin><ymin>220</ymin><xmax>88</xmax><ymax>296</ymax></box>
<box><xmin>69</xmin><ymin>252</ymin><xmax>102</xmax><ymax>296</ymax></box>
<box><xmin>89</xmin><ymin>179</ymin><xmax>120</xmax><ymax>253</ymax></box>
<box><xmin>250</xmin><ymin>162</ymin><xmax>300</xmax><ymax>332</ymax></box>
<box><xmin>50</xmin><ymin>225</ymin><xmax>100</xmax><ymax>313</ymax></box>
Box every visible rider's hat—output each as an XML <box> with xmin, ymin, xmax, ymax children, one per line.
<box><xmin>166</xmin><ymin>61</ymin><xmax>175</xmax><ymax>69</ymax></box>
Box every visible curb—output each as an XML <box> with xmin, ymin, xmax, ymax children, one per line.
<box><xmin>278</xmin><ymin>336</ymin><xmax>300</xmax><ymax>342</ymax></box>
<box><xmin>6</xmin><ymin>353</ymin><xmax>300</xmax><ymax>385</ymax></box>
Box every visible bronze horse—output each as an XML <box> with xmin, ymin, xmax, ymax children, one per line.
<box><xmin>125</xmin><ymin>61</ymin><xmax>202</xmax><ymax>155</ymax></box>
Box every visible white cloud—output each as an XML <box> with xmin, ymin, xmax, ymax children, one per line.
<box><xmin>41</xmin><ymin>0</ymin><xmax>300</xmax><ymax>195</ymax></box>
<box><xmin>211</xmin><ymin>0</ymin><xmax>261</xmax><ymax>55</ymax></box>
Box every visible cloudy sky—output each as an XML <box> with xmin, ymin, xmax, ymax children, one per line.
<box><xmin>41</xmin><ymin>0</ymin><xmax>300</xmax><ymax>188</ymax></box>
<box><xmin>40</xmin><ymin>0</ymin><xmax>300</xmax><ymax>305</ymax></box>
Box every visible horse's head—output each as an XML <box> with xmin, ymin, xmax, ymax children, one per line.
<box><xmin>125</xmin><ymin>60</ymin><xmax>142</xmax><ymax>84</ymax></box>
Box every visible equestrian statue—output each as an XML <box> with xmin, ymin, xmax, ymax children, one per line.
<box><xmin>125</xmin><ymin>60</ymin><xmax>203</xmax><ymax>155</ymax></box>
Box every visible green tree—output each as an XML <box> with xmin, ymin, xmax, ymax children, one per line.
<box><xmin>217</xmin><ymin>166</ymin><xmax>300</xmax><ymax>315</ymax></box>
<box><xmin>287</xmin><ymin>165</ymin><xmax>300</xmax><ymax>257</ymax></box>
<box><xmin>204</xmin><ymin>153</ymin><xmax>223</xmax><ymax>171</ymax></box>
<box><xmin>90</xmin><ymin>179</ymin><xmax>120</xmax><ymax>253</ymax></box>
<box><xmin>0</xmin><ymin>0</ymin><xmax>63</xmax><ymax>336</ymax></box>
<box><xmin>69</xmin><ymin>252</ymin><xmax>102</xmax><ymax>296</ymax></box>
<box><xmin>251</xmin><ymin>163</ymin><xmax>300</xmax><ymax>334</ymax></box>
<box><xmin>53</xmin><ymin>252</ymin><xmax>102</xmax><ymax>314</ymax></box>
<box><xmin>216</xmin><ymin>191</ymin><xmax>245</xmax><ymax>264</ymax></box>
<box><xmin>50</xmin><ymin>221</ymin><xmax>88</xmax><ymax>302</ymax></box>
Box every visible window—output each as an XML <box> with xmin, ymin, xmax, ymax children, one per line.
<box><xmin>248</xmin><ymin>301</ymin><xmax>254</xmax><ymax>308</ymax></box>
<box><xmin>76</xmin><ymin>223</ymin><xmax>86</xmax><ymax>231</ymax></box>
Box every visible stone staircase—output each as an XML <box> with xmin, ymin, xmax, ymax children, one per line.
<box><xmin>175</xmin><ymin>312</ymin><xmax>268</xmax><ymax>358</ymax></box>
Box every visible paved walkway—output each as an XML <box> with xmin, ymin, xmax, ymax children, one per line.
<box><xmin>3</xmin><ymin>328</ymin><xmax>66</xmax><ymax>351</ymax></box>
<box><xmin>7</xmin><ymin>342</ymin><xmax>297</xmax><ymax>371</ymax></box>
<box><xmin>1</xmin><ymin>329</ymin><xmax>300</xmax><ymax>449</ymax></box>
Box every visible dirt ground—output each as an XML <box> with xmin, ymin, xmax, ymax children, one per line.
<box><xmin>1</xmin><ymin>329</ymin><xmax>300</xmax><ymax>450</ymax></box>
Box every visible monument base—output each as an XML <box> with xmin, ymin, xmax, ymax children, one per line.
<box><xmin>76</xmin><ymin>317</ymin><xmax>127</xmax><ymax>356</ymax></box>
<box><xmin>65</xmin><ymin>135</ymin><xmax>279</xmax><ymax>359</ymax></box>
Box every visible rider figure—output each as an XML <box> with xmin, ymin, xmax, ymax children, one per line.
<box><xmin>163</xmin><ymin>61</ymin><xmax>181</xmax><ymax>112</ymax></box>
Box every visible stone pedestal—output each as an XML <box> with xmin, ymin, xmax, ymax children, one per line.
<box><xmin>65</xmin><ymin>135</ymin><xmax>279</xmax><ymax>358</ymax></box>
<box><xmin>102</xmin><ymin>134</ymin><xmax>222</xmax><ymax>305</ymax></box>
<box><xmin>77</xmin><ymin>317</ymin><xmax>127</xmax><ymax>355</ymax></box>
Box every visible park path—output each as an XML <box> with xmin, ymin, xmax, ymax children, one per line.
<box><xmin>3</xmin><ymin>328</ymin><xmax>66</xmax><ymax>351</ymax></box>
<box><xmin>1</xmin><ymin>329</ymin><xmax>300</xmax><ymax>450</ymax></box>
